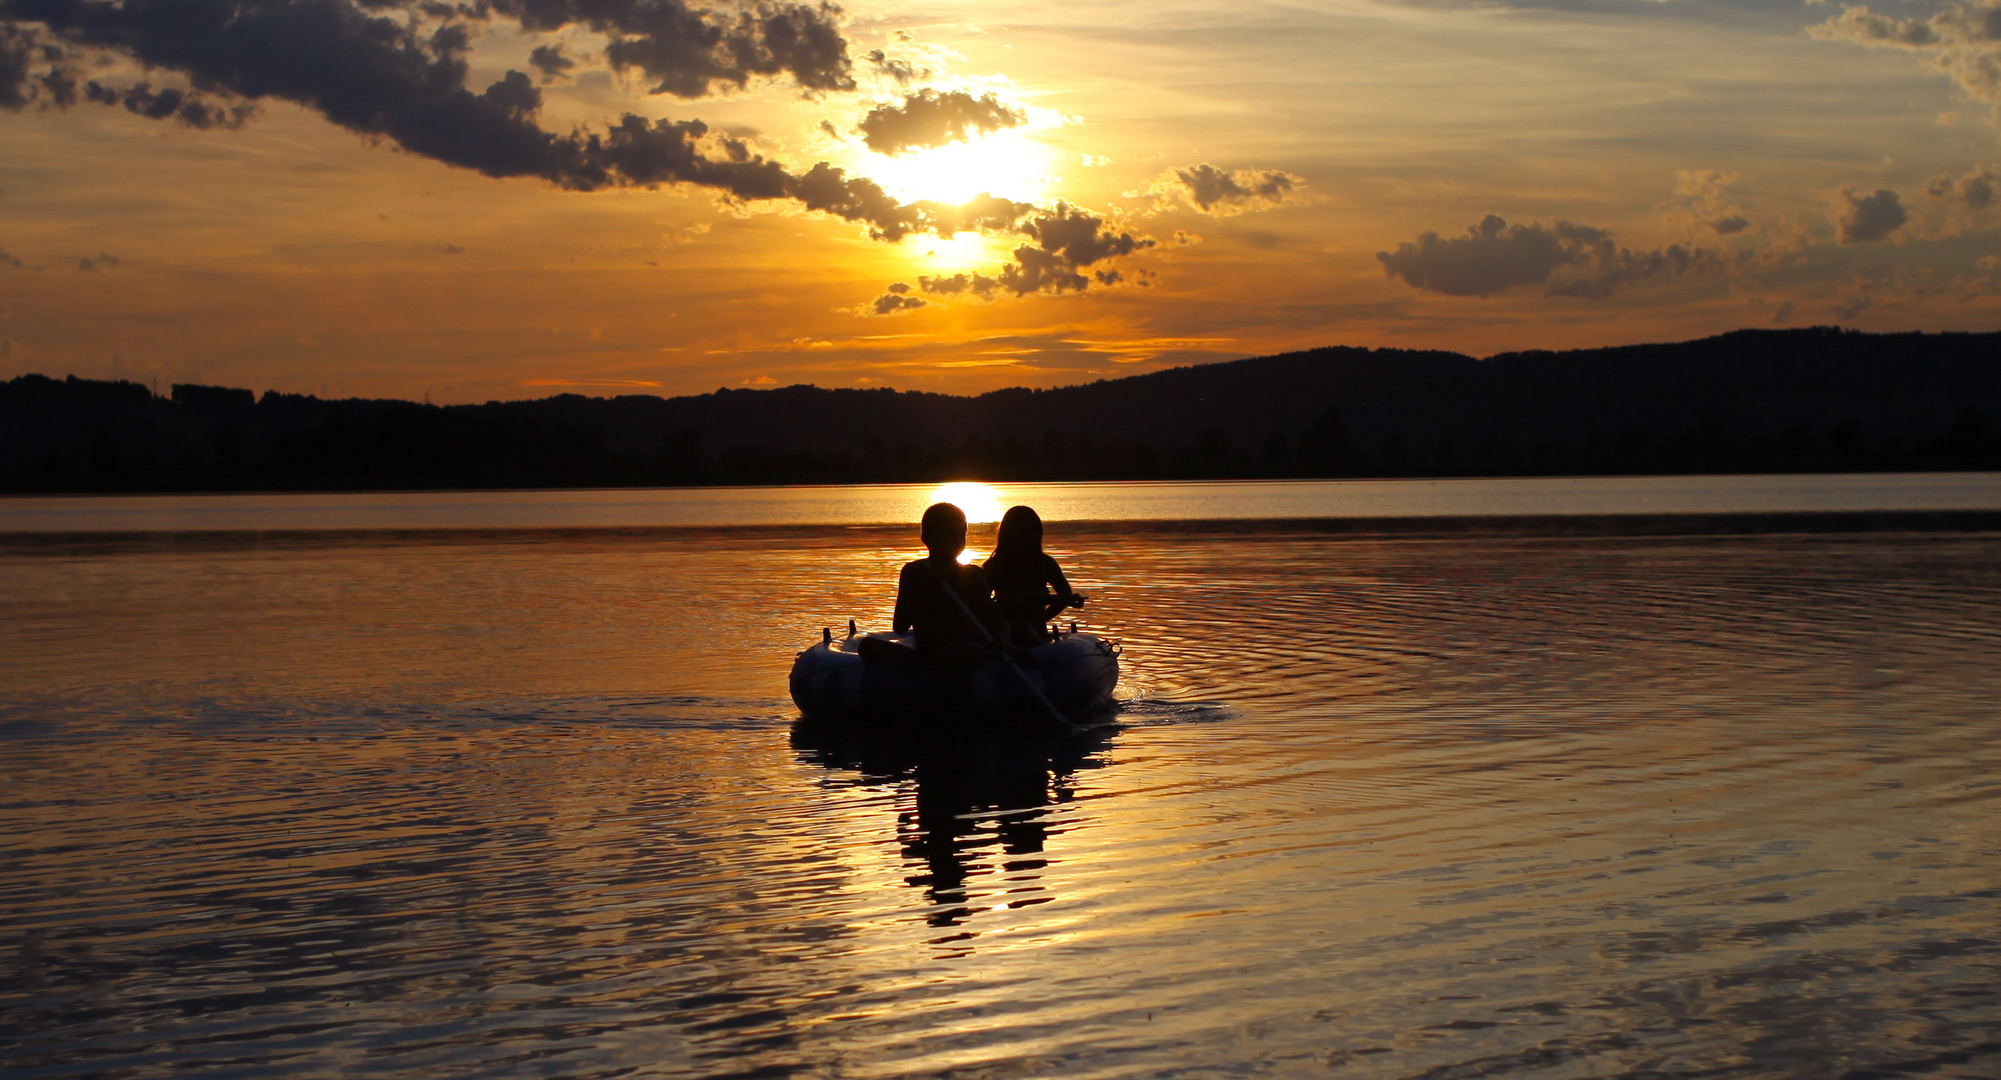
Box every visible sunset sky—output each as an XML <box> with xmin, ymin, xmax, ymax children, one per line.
<box><xmin>3</xmin><ymin>0</ymin><xmax>2000</xmax><ymax>402</ymax></box>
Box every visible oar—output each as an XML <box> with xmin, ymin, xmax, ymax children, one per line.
<box><xmin>933</xmin><ymin>569</ymin><xmax>1085</xmax><ymax>734</ymax></box>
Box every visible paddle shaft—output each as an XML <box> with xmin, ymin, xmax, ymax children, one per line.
<box><xmin>931</xmin><ymin>561</ymin><xmax>1084</xmax><ymax>733</ymax></box>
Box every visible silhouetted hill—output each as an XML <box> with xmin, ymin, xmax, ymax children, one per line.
<box><xmin>5</xmin><ymin>326</ymin><xmax>1999</xmax><ymax>492</ymax></box>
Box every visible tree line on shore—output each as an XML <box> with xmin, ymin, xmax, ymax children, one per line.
<box><xmin>5</xmin><ymin>326</ymin><xmax>1999</xmax><ymax>493</ymax></box>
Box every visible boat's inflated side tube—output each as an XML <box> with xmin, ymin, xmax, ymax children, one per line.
<box><xmin>789</xmin><ymin>629</ymin><xmax>1118</xmax><ymax>723</ymax></box>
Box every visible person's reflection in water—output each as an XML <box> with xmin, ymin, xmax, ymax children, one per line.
<box><xmin>790</xmin><ymin>720</ymin><xmax>1114</xmax><ymax>941</ymax></box>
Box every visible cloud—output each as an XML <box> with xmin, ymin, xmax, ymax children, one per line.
<box><xmin>857</xmin><ymin>88</ymin><xmax>1024</xmax><ymax>155</ymax></box>
<box><xmin>918</xmin><ymin>271</ymin><xmax>999</xmax><ymax>299</ymax></box>
<box><xmin>500</xmin><ymin>0</ymin><xmax>857</xmax><ymax>98</ymax></box>
<box><xmin>1928</xmin><ymin>165</ymin><xmax>1997</xmax><ymax>209</ymax></box>
<box><xmin>83</xmin><ymin>79</ymin><xmax>255</xmax><ymax>129</ymax></box>
<box><xmin>527</xmin><ymin>43</ymin><xmax>575</xmax><ymax>83</ymax></box>
<box><xmin>1544</xmin><ymin>242</ymin><xmax>1717</xmax><ymax>300</ymax></box>
<box><xmin>7</xmin><ymin>0</ymin><xmax>1155</xmax><ymax>311</ymax></box>
<box><xmin>1377</xmin><ymin>214</ymin><xmax>1718</xmax><ymax>298</ymax></box>
<box><xmin>866</xmin><ymin>281</ymin><xmax>926</xmax><ymax>315</ymax></box>
<box><xmin>1836</xmin><ymin>187</ymin><xmax>1908</xmax><ymax>243</ymax></box>
<box><xmin>1666</xmin><ymin>169</ymin><xmax>1754</xmax><ymax>238</ymax></box>
<box><xmin>0</xmin><ymin>0</ymin><xmax>921</xmax><ymax>229</ymax></box>
<box><xmin>1810</xmin><ymin>1</ymin><xmax>2001</xmax><ymax>102</ymax></box>
<box><xmin>1772</xmin><ymin>299</ymin><xmax>1795</xmax><ymax>323</ymax></box>
<box><xmin>0</xmin><ymin>23</ymin><xmax>35</xmax><ymax>110</ymax></box>
<box><xmin>875</xmin><ymin>202</ymin><xmax>1154</xmax><ymax>310</ymax></box>
<box><xmin>76</xmin><ymin>252</ymin><xmax>118</xmax><ymax>271</ymax></box>
<box><xmin>908</xmin><ymin>192</ymin><xmax>1036</xmax><ymax>236</ymax></box>
<box><xmin>864</xmin><ymin>48</ymin><xmax>925</xmax><ymax>85</ymax></box>
<box><xmin>997</xmin><ymin>203</ymin><xmax>1152</xmax><ymax>295</ymax></box>
<box><xmin>0</xmin><ymin>247</ymin><xmax>22</xmax><ymax>268</ymax></box>
<box><xmin>1154</xmin><ymin>163</ymin><xmax>1303</xmax><ymax>215</ymax></box>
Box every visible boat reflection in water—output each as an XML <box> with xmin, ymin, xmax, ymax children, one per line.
<box><xmin>791</xmin><ymin>713</ymin><xmax>1119</xmax><ymax>934</ymax></box>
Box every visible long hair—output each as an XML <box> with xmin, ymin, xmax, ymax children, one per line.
<box><xmin>990</xmin><ymin>505</ymin><xmax>1044</xmax><ymax>561</ymax></box>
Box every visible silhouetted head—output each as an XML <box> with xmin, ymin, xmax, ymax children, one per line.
<box><xmin>993</xmin><ymin>505</ymin><xmax>1044</xmax><ymax>559</ymax></box>
<box><xmin>920</xmin><ymin>502</ymin><xmax>967</xmax><ymax>559</ymax></box>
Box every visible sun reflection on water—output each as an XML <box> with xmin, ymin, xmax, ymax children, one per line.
<box><xmin>930</xmin><ymin>481</ymin><xmax>1003</xmax><ymax>524</ymax></box>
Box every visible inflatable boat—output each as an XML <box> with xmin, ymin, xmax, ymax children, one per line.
<box><xmin>789</xmin><ymin>622</ymin><xmax>1120</xmax><ymax>725</ymax></box>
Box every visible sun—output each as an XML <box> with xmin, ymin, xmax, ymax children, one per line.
<box><xmin>864</xmin><ymin>129</ymin><xmax>1053</xmax><ymax>206</ymax></box>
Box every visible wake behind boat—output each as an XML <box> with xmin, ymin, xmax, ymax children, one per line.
<box><xmin>789</xmin><ymin>623</ymin><xmax>1120</xmax><ymax>726</ymax></box>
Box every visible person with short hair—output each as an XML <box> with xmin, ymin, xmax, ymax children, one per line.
<box><xmin>983</xmin><ymin>505</ymin><xmax>1086</xmax><ymax>646</ymax></box>
<box><xmin>891</xmin><ymin>502</ymin><xmax>1011</xmax><ymax>667</ymax></box>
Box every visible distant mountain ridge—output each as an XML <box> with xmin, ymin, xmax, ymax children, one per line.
<box><xmin>4</xmin><ymin>326</ymin><xmax>1999</xmax><ymax>492</ymax></box>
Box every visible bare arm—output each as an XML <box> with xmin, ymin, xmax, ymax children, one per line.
<box><xmin>963</xmin><ymin>565</ymin><xmax>1011</xmax><ymax>639</ymax></box>
<box><xmin>892</xmin><ymin>562</ymin><xmax>916</xmax><ymax>635</ymax></box>
<box><xmin>1039</xmin><ymin>555</ymin><xmax>1084</xmax><ymax>620</ymax></box>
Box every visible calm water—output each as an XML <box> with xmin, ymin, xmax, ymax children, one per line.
<box><xmin>4</xmin><ymin>480</ymin><xmax>1999</xmax><ymax>1079</ymax></box>
<box><xmin>5</xmin><ymin>471</ymin><xmax>2001</xmax><ymax>532</ymax></box>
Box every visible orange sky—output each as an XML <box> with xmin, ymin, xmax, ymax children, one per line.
<box><xmin>3</xmin><ymin>0</ymin><xmax>2000</xmax><ymax>403</ymax></box>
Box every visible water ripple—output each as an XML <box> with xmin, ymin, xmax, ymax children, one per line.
<box><xmin>3</xmin><ymin>525</ymin><xmax>1998</xmax><ymax>1078</ymax></box>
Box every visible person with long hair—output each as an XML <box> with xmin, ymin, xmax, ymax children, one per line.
<box><xmin>983</xmin><ymin>505</ymin><xmax>1086</xmax><ymax>646</ymax></box>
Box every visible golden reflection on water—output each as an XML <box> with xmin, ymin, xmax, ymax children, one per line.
<box><xmin>3</xmin><ymin>524</ymin><xmax>2000</xmax><ymax>1078</ymax></box>
<box><xmin>928</xmin><ymin>480</ymin><xmax>1005</xmax><ymax>523</ymax></box>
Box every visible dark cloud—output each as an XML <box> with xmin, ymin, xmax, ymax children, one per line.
<box><xmin>1377</xmin><ymin>214</ymin><xmax>1577</xmax><ymax>296</ymax></box>
<box><xmin>527</xmin><ymin>42</ymin><xmax>574</xmax><ymax>82</ymax></box>
<box><xmin>0</xmin><ymin>247</ymin><xmax>24</xmax><ymax>268</ymax></box>
<box><xmin>864</xmin><ymin>47</ymin><xmax>923</xmax><ymax>85</ymax></box>
<box><xmin>1772</xmin><ymin>299</ymin><xmax>1795</xmax><ymax>323</ymax></box>
<box><xmin>857</xmin><ymin>88</ymin><xmax>1023</xmax><ymax>155</ymax></box>
<box><xmin>0</xmin><ymin>0</ymin><xmax>942</xmax><ymax>235</ymax></box>
<box><xmin>995</xmin><ymin>203</ymin><xmax>1152</xmax><ymax>296</ymax></box>
<box><xmin>1544</xmin><ymin>241</ymin><xmax>1716</xmax><ymax>300</ymax></box>
<box><xmin>786</xmin><ymin>161</ymin><xmax>920</xmax><ymax>239</ymax></box>
<box><xmin>1377</xmin><ymin>214</ymin><xmax>1717</xmax><ymax>298</ymax></box>
<box><xmin>918</xmin><ymin>271</ymin><xmax>999</xmax><ymax>299</ymax></box>
<box><xmin>895</xmin><ymin>203</ymin><xmax>1154</xmax><ymax>305</ymax></box>
<box><xmin>76</xmin><ymin>251</ymin><xmax>117</xmax><ymax>270</ymax></box>
<box><xmin>1837</xmin><ymin>187</ymin><xmax>1908</xmax><ymax>243</ymax></box>
<box><xmin>1162</xmin><ymin>163</ymin><xmax>1302</xmax><ymax>215</ymax></box>
<box><xmin>86</xmin><ymin>79</ymin><xmax>255</xmax><ymax>128</ymax></box>
<box><xmin>1709</xmin><ymin>215</ymin><xmax>1751</xmax><ymax>235</ymax></box>
<box><xmin>492</xmin><ymin>0</ymin><xmax>855</xmax><ymax>97</ymax></box>
<box><xmin>0</xmin><ymin>23</ymin><xmax>33</xmax><ymax>109</ymax></box>
<box><xmin>1</xmin><ymin>22</ymin><xmax>87</xmax><ymax>111</ymax></box>
<box><xmin>2</xmin><ymin>1</ymin><xmax>872</xmax><ymax>184</ymax></box>
<box><xmin>6</xmin><ymin>0</ymin><xmax>1154</xmax><ymax>308</ymax></box>
<box><xmin>867</xmin><ymin>281</ymin><xmax>925</xmax><ymax>314</ymax></box>
<box><xmin>1928</xmin><ymin>165</ymin><xmax>1996</xmax><ymax>210</ymax></box>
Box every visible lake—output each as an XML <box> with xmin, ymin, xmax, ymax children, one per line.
<box><xmin>4</xmin><ymin>475</ymin><xmax>1999</xmax><ymax>1079</ymax></box>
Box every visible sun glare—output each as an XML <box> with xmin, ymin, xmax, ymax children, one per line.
<box><xmin>865</xmin><ymin>130</ymin><xmax>1052</xmax><ymax>206</ymax></box>
<box><xmin>930</xmin><ymin>481</ymin><xmax>1004</xmax><ymax>524</ymax></box>
<box><xmin>910</xmin><ymin>231</ymin><xmax>1016</xmax><ymax>272</ymax></box>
